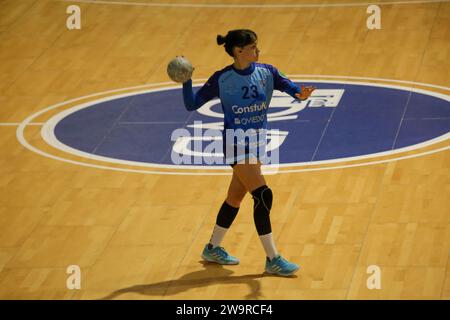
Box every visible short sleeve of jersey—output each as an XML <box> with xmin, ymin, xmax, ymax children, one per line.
<box><xmin>264</xmin><ymin>64</ymin><xmax>300</xmax><ymax>96</ymax></box>
<box><xmin>195</xmin><ymin>71</ymin><xmax>220</xmax><ymax>102</ymax></box>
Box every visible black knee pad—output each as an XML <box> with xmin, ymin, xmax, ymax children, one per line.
<box><xmin>252</xmin><ymin>185</ymin><xmax>273</xmax><ymax>212</ymax></box>
<box><xmin>252</xmin><ymin>185</ymin><xmax>273</xmax><ymax>235</ymax></box>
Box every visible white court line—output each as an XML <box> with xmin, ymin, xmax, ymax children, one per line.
<box><xmin>61</xmin><ymin>0</ymin><xmax>450</xmax><ymax>8</ymax></box>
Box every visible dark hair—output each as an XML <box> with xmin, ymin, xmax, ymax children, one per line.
<box><xmin>217</xmin><ymin>29</ymin><xmax>257</xmax><ymax>57</ymax></box>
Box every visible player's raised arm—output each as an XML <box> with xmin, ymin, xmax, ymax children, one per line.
<box><xmin>182</xmin><ymin>71</ymin><xmax>220</xmax><ymax>112</ymax></box>
<box><xmin>182</xmin><ymin>78</ymin><xmax>206</xmax><ymax>111</ymax></box>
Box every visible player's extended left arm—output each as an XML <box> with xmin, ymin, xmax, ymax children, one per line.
<box><xmin>284</xmin><ymin>81</ymin><xmax>302</xmax><ymax>99</ymax></box>
<box><xmin>284</xmin><ymin>81</ymin><xmax>316</xmax><ymax>101</ymax></box>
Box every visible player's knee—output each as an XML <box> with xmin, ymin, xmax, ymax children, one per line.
<box><xmin>226</xmin><ymin>192</ymin><xmax>246</xmax><ymax>208</ymax></box>
<box><xmin>227</xmin><ymin>190</ymin><xmax>247</xmax><ymax>208</ymax></box>
<box><xmin>251</xmin><ymin>185</ymin><xmax>273</xmax><ymax>212</ymax></box>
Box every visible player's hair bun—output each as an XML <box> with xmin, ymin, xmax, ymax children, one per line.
<box><xmin>217</xmin><ymin>34</ymin><xmax>227</xmax><ymax>45</ymax></box>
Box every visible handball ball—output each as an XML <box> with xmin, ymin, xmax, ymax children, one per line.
<box><xmin>167</xmin><ymin>56</ymin><xmax>193</xmax><ymax>83</ymax></box>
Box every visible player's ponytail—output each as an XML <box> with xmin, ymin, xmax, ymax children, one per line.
<box><xmin>216</xmin><ymin>29</ymin><xmax>257</xmax><ymax>57</ymax></box>
<box><xmin>217</xmin><ymin>34</ymin><xmax>227</xmax><ymax>45</ymax></box>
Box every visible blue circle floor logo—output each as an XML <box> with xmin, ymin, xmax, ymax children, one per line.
<box><xmin>27</xmin><ymin>78</ymin><xmax>450</xmax><ymax>174</ymax></box>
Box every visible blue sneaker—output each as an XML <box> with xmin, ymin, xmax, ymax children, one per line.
<box><xmin>265</xmin><ymin>255</ymin><xmax>299</xmax><ymax>276</ymax></box>
<box><xmin>201</xmin><ymin>244</ymin><xmax>239</xmax><ymax>265</ymax></box>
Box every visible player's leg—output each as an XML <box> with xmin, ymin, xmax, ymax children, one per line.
<box><xmin>202</xmin><ymin>171</ymin><xmax>246</xmax><ymax>265</ymax></box>
<box><xmin>208</xmin><ymin>171</ymin><xmax>246</xmax><ymax>248</ymax></box>
<box><xmin>233</xmin><ymin>160</ymin><xmax>299</xmax><ymax>276</ymax></box>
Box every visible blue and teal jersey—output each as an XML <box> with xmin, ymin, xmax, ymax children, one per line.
<box><xmin>182</xmin><ymin>62</ymin><xmax>301</xmax><ymax>131</ymax></box>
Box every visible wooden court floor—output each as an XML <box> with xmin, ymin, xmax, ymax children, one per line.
<box><xmin>0</xmin><ymin>0</ymin><xmax>449</xmax><ymax>299</ymax></box>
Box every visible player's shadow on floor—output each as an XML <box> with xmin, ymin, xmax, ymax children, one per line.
<box><xmin>99</xmin><ymin>261</ymin><xmax>279</xmax><ymax>300</ymax></box>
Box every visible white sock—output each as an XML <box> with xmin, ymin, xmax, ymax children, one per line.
<box><xmin>259</xmin><ymin>233</ymin><xmax>279</xmax><ymax>260</ymax></box>
<box><xmin>209</xmin><ymin>225</ymin><xmax>229</xmax><ymax>248</ymax></box>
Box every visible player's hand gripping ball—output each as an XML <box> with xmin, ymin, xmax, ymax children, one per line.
<box><xmin>167</xmin><ymin>56</ymin><xmax>194</xmax><ymax>83</ymax></box>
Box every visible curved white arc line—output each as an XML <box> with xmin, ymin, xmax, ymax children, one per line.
<box><xmin>41</xmin><ymin>79</ymin><xmax>450</xmax><ymax>170</ymax></box>
<box><xmin>16</xmin><ymin>76</ymin><xmax>450</xmax><ymax>175</ymax></box>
